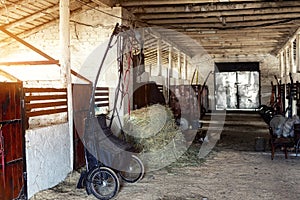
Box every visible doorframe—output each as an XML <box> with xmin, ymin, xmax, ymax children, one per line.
<box><xmin>214</xmin><ymin>62</ymin><xmax>261</xmax><ymax>111</ymax></box>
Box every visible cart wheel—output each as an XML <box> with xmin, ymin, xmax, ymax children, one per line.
<box><xmin>119</xmin><ymin>155</ymin><xmax>145</xmax><ymax>183</ymax></box>
<box><xmin>86</xmin><ymin>166</ymin><xmax>120</xmax><ymax>200</ymax></box>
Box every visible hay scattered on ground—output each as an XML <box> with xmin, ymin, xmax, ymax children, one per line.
<box><xmin>123</xmin><ymin>104</ymin><xmax>187</xmax><ymax>169</ymax></box>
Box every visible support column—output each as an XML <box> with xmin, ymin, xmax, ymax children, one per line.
<box><xmin>177</xmin><ymin>50</ymin><xmax>181</xmax><ymax>80</ymax></box>
<box><xmin>290</xmin><ymin>42</ymin><xmax>296</xmax><ymax>73</ymax></box>
<box><xmin>169</xmin><ymin>46</ymin><xmax>176</xmax><ymax>85</ymax></box>
<box><xmin>297</xmin><ymin>33</ymin><xmax>300</xmax><ymax>72</ymax></box>
<box><xmin>157</xmin><ymin>39</ymin><xmax>162</xmax><ymax>76</ymax></box>
<box><xmin>183</xmin><ymin>54</ymin><xmax>187</xmax><ymax>80</ymax></box>
<box><xmin>169</xmin><ymin>46</ymin><xmax>173</xmax><ymax>78</ymax></box>
<box><xmin>59</xmin><ymin>0</ymin><xmax>73</xmax><ymax>170</ymax></box>
<box><xmin>280</xmin><ymin>51</ymin><xmax>284</xmax><ymax>78</ymax></box>
<box><xmin>285</xmin><ymin>47</ymin><xmax>289</xmax><ymax>81</ymax></box>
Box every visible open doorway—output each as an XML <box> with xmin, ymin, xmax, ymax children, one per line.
<box><xmin>215</xmin><ymin>62</ymin><xmax>260</xmax><ymax>110</ymax></box>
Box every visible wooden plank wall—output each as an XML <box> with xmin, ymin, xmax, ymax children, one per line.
<box><xmin>0</xmin><ymin>82</ymin><xmax>25</xmax><ymax>200</ymax></box>
<box><xmin>72</xmin><ymin>84</ymin><xmax>110</xmax><ymax>170</ymax></box>
<box><xmin>24</xmin><ymin>87</ymin><xmax>67</xmax><ymax>128</ymax></box>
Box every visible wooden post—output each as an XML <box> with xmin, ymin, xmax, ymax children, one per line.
<box><xmin>183</xmin><ymin>54</ymin><xmax>187</xmax><ymax>80</ymax></box>
<box><xmin>280</xmin><ymin>51</ymin><xmax>284</xmax><ymax>78</ymax></box>
<box><xmin>297</xmin><ymin>33</ymin><xmax>300</xmax><ymax>72</ymax></box>
<box><xmin>157</xmin><ymin>39</ymin><xmax>162</xmax><ymax>76</ymax></box>
<box><xmin>169</xmin><ymin>46</ymin><xmax>173</xmax><ymax>78</ymax></box>
<box><xmin>290</xmin><ymin>41</ymin><xmax>295</xmax><ymax>73</ymax></box>
<box><xmin>59</xmin><ymin>0</ymin><xmax>73</xmax><ymax>170</ymax></box>
<box><xmin>177</xmin><ymin>50</ymin><xmax>181</xmax><ymax>79</ymax></box>
<box><xmin>285</xmin><ymin>47</ymin><xmax>289</xmax><ymax>78</ymax></box>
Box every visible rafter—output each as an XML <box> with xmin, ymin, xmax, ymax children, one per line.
<box><xmin>124</xmin><ymin>1</ymin><xmax>300</xmax><ymax>14</ymax></box>
<box><xmin>119</xmin><ymin>0</ymin><xmax>267</xmax><ymax>7</ymax></box>
<box><xmin>136</xmin><ymin>7</ymin><xmax>300</xmax><ymax>20</ymax></box>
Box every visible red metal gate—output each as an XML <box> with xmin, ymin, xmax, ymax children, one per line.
<box><xmin>0</xmin><ymin>82</ymin><xmax>26</xmax><ymax>200</ymax></box>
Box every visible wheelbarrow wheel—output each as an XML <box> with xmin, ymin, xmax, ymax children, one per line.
<box><xmin>119</xmin><ymin>155</ymin><xmax>145</xmax><ymax>183</ymax></box>
<box><xmin>86</xmin><ymin>166</ymin><xmax>120</xmax><ymax>200</ymax></box>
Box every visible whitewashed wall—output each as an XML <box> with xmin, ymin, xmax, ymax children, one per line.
<box><xmin>0</xmin><ymin>6</ymin><xmax>127</xmax><ymax>198</ymax></box>
<box><xmin>25</xmin><ymin>123</ymin><xmax>70</xmax><ymax>199</ymax></box>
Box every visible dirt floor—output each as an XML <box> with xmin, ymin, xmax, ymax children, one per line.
<box><xmin>30</xmin><ymin>112</ymin><xmax>300</xmax><ymax>200</ymax></box>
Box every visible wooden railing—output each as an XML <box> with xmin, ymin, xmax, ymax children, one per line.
<box><xmin>94</xmin><ymin>87</ymin><xmax>109</xmax><ymax>109</ymax></box>
<box><xmin>24</xmin><ymin>87</ymin><xmax>67</xmax><ymax>119</ymax></box>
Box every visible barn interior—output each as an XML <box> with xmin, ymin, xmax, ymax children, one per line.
<box><xmin>1</xmin><ymin>0</ymin><xmax>300</xmax><ymax>200</ymax></box>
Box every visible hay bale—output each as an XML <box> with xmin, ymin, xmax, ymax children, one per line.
<box><xmin>123</xmin><ymin>104</ymin><xmax>187</xmax><ymax>169</ymax></box>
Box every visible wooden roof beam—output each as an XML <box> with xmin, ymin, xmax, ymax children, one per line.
<box><xmin>120</xmin><ymin>0</ymin><xmax>267</xmax><ymax>7</ymax></box>
<box><xmin>123</xmin><ymin>1</ymin><xmax>300</xmax><ymax>12</ymax></box>
<box><xmin>0</xmin><ymin>60</ymin><xmax>59</xmax><ymax>66</ymax></box>
<box><xmin>0</xmin><ymin>69</ymin><xmax>21</xmax><ymax>82</ymax></box>
<box><xmin>146</xmin><ymin>14</ymin><xmax>300</xmax><ymax>25</ymax></box>
<box><xmin>161</xmin><ymin>21</ymin><xmax>299</xmax><ymax>30</ymax></box>
<box><xmin>91</xmin><ymin>0</ymin><xmax>117</xmax><ymax>7</ymax></box>
<box><xmin>137</xmin><ymin>7</ymin><xmax>300</xmax><ymax>20</ymax></box>
<box><xmin>0</xmin><ymin>27</ymin><xmax>90</xmax><ymax>83</ymax></box>
<box><xmin>0</xmin><ymin>5</ymin><xmax>59</xmax><ymax>30</ymax></box>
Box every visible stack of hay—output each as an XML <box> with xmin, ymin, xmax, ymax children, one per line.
<box><xmin>123</xmin><ymin>104</ymin><xmax>187</xmax><ymax>170</ymax></box>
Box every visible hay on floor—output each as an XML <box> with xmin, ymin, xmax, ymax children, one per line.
<box><xmin>123</xmin><ymin>104</ymin><xmax>187</xmax><ymax>169</ymax></box>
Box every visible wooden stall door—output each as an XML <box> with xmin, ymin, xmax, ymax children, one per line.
<box><xmin>0</xmin><ymin>82</ymin><xmax>26</xmax><ymax>200</ymax></box>
<box><xmin>72</xmin><ymin>84</ymin><xmax>91</xmax><ymax>170</ymax></box>
<box><xmin>72</xmin><ymin>84</ymin><xmax>110</xmax><ymax>170</ymax></box>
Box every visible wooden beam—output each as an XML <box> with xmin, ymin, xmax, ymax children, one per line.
<box><xmin>0</xmin><ymin>60</ymin><xmax>59</xmax><ymax>66</ymax></box>
<box><xmin>59</xmin><ymin>0</ymin><xmax>74</xmax><ymax>171</ymax></box>
<box><xmin>157</xmin><ymin>39</ymin><xmax>162</xmax><ymax>76</ymax></box>
<box><xmin>91</xmin><ymin>0</ymin><xmax>116</xmax><ymax>7</ymax></box>
<box><xmin>127</xmin><ymin>1</ymin><xmax>300</xmax><ymax>14</ymax></box>
<box><xmin>0</xmin><ymin>27</ymin><xmax>57</xmax><ymax>61</ymax></box>
<box><xmin>120</xmin><ymin>0</ymin><xmax>267</xmax><ymax>6</ymax></box>
<box><xmin>137</xmin><ymin>7</ymin><xmax>300</xmax><ymax>20</ymax></box>
<box><xmin>297</xmin><ymin>33</ymin><xmax>300</xmax><ymax>72</ymax></box>
<box><xmin>0</xmin><ymin>26</ymin><xmax>91</xmax><ymax>83</ymax></box>
<box><xmin>146</xmin><ymin>14</ymin><xmax>300</xmax><ymax>25</ymax></box>
<box><xmin>169</xmin><ymin>46</ymin><xmax>173</xmax><ymax>78</ymax></box>
<box><xmin>0</xmin><ymin>69</ymin><xmax>21</xmax><ymax>82</ymax></box>
<box><xmin>147</xmin><ymin>27</ymin><xmax>194</xmax><ymax>57</ymax></box>
<box><xmin>160</xmin><ymin>21</ymin><xmax>299</xmax><ymax>30</ymax></box>
<box><xmin>0</xmin><ymin>5</ymin><xmax>59</xmax><ymax>30</ymax></box>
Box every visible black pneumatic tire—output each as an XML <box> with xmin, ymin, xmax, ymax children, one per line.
<box><xmin>119</xmin><ymin>155</ymin><xmax>145</xmax><ymax>183</ymax></box>
<box><xmin>86</xmin><ymin>166</ymin><xmax>120</xmax><ymax>200</ymax></box>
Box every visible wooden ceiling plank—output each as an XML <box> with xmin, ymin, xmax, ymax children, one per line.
<box><xmin>91</xmin><ymin>0</ymin><xmax>116</xmax><ymax>7</ymax></box>
<box><xmin>146</xmin><ymin>13</ymin><xmax>300</xmax><ymax>25</ymax></box>
<box><xmin>120</xmin><ymin>0</ymin><xmax>267</xmax><ymax>7</ymax></box>
<box><xmin>123</xmin><ymin>1</ymin><xmax>300</xmax><ymax>13</ymax></box>
<box><xmin>164</xmin><ymin>21</ymin><xmax>299</xmax><ymax>30</ymax></box>
<box><xmin>1</xmin><ymin>4</ymin><xmax>59</xmax><ymax>30</ymax></box>
<box><xmin>137</xmin><ymin>7</ymin><xmax>300</xmax><ymax>20</ymax></box>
